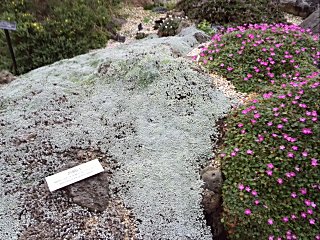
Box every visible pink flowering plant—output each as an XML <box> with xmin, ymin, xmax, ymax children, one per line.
<box><xmin>197</xmin><ymin>23</ymin><xmax>320</xmax><ymax>239</ymax></box>
<box><xmin>198</xmin><ymin>23</ymin><xmax>319</xmax><ymax>93</ymax></box>
<box><xmin>218</xmin><ymin>76</ymin><xmax>319</xmax><ymax>238</ymax></box>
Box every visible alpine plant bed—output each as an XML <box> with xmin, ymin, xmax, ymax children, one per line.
<box><xmin>197</xmin><ymin>24</ymin><xmax>320</xmax><ymax>239</ymax></box>
<box><xmin>196</xmin><ymin>23</ymin><xmax>319</xmax><ymax>93</ymax></box>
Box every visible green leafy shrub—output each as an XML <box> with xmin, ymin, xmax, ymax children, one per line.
<box><xmin>219</xmin><ymin>75</ymin><xmax>319</xmax><ymax>239</ymax></box>
<box><xmin>198</xmin><ymin>24</ymin><xmax>320</xmax><ymax>93</ymax></box>
<box><xmin>157</xmin><ymin>17</ymin><xmax>182</xmax><ymax>37</ymax></box>
<box><xmin>197</xmin><ymin>20</ymin><xmax>216</xmax><ymax>36</ymax></box>
<box><xmin>176</xmin><ymin>0</ymin><xmax>285</xmax><ymax>26</ymax></box>
<box><xmin>0</xmin><ymin>0</ymin><xmax>122</xmax><ymax>74</ymax></box>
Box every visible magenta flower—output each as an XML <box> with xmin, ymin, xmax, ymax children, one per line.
<box><xmin>254</xmin><ymin>199</ymin><xmax>260</xmax><ymax>205</ymax></box>
<box><xmin>311</xmin><ymin>110</ymin><xmax>318</xmax><ymax>117</ymax></box>
<box><xmin>299</xmin><ymin>103</ymin><xmax>307</xmax><ymax>108</ymax></box>
<box><xmin>254</xmin><ymin>113</ymin><xmax>260</xmax><ymax>119</ymax></box>
<box><xmin>291</xmin><ymin>146</ymin><xmax>298</xmax><ymax>151</ymax></box>
<box><xmin>309</xmin><ymin>219</ymin><xmax>315</xmax><ymax>225</ymax></box>
<box><xmin>227</xmin><ymin>67</ymin><xmax>234</xmax><ymax>71</ymax></box>
<box><xmin>291</xmin><ymin>192</ymin><xmax>297</xmax><ymax>198</ymax></box>
<box><xmin>257</xmin><ymin>134</ymin><xmax>264</xmax><ymax>142</ymax></box>
<box><xmin>267</xmin><ymin>122</ymin><xmax>273</xmax><ymax>126</ymax></box>
<box><xmin>287</xmin><ymin>152</ymin><xmax>294</xmax><ymax>158</ymax></box>
<box><xmin>302</xmin><ymin>151</ymin><xmax>308</xmax><ymax>157</ymax></box>
<box><xmin>238</xmin><ymin>184</ymin><xmax>245</xmax><ymax>190</ymax></box>
<box><xmin>244</xmin><ymin>209</ymin><xmax>251</xmax><ymax>215</ymax></box>
<box><xmin>267</xmin><ymin>219</ymin><xmax>273</xmax><ymax>225</ymax></box>
<box><xmin>277</xmin><ymin>178</ymin><xmax>283</xmax><ymax>184</ymax></box>
<box><xmin>251</xmin><ymin>190</ymin><xmax>258</xmax><ymax>196</ymax></box>
<box><xmin>245</xmin><ymin>186</ymin><xmax>251</xmax><ymax>192</ymax></box>
<box><xmin>311</xmin><ymin>158</ymin><xmax>318</xmax><ymax>167</ymax></box>
<box><xmin>251</xmin><ymin>119</ymin><xmax>257</xmax><ymax>124</ymax></box>
<box><xmin>305</xmin><ymin>199</ymin><xmax>311</xmax><ymax>206</ymax></box>
<box><xmin>277</xmin><ymin>124</ymin><xmax>283</xmax><ymax>129</ymax></box>
<box><xmin>291</xmin><ymin>214</ymin><xmax>297</xmax><ymax>220</ymax></box>
<box><xmin>279</xmin><ymin>145</ymin><xmax>285</xmax><ymax>150</ymax></box>
<box><xmin>282</xmin><ymin>216</ymin><xmax>289</xmax><ymax>222</ymax></box>
<box><xmin>267</xmin><ymin>163</ymin><xmax>274</xmax><ymax>169</ymax></box>
<box><xmin>266</xmin><ymin>170</ymin><xmax>273</xmax><ymax>176</ymax></box>
<box><xmin>300</xmin><ymin>188</ymin><xmax>307</xmax><ymax>195</ymax></box>
<box><xmin>307</xmin><ymin>209</ymin><xmax>313</xmax><ymax>215</ymax></box>
<box><xmin>238</xmin><ymin>123</ymin><xmax>244</xmax><ymax>128</ymax></box>
<box><xmin>231</xmin><ymin>152</ymin><xmax>237</xmax><ymax>157</ymax></box>
<box><xmin>247</xmin><ymin>149</ymin><xmax>253</xmax><ymax>155</ymax></box>
<box><xmin>289</xmin><ymin>172</ymin><xmax>296</xmax><ymax>177</ymax></box>
<box><xmin>301</xmin><ymin>212</ymin><xmax>307</xmax><ymax>218</ymax></box>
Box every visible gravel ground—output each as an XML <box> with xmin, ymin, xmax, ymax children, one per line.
<box><xmin>284</xmin><ymin>13</ymin><xmax>304</xmax><ymax>25</ymax></box>
<box><xmin>107</xmin><ymin>6</ymin><xmax>167</xmax><ymax>48</ymax></box>
<box><xmin>0</xmin><ymin>26</ymin><xmax>241</xmax><ymax>239</ymax></box>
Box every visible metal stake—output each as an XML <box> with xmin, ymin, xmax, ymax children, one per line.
<box><xmin>4</xmin><ymin>29</ymin><xmax>18</xmax><ymax>75</ymax></box>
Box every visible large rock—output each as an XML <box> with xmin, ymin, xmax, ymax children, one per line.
<box><xmin>279</xmin><ymin>0</ymin><xmax>319</xmax><ymax>17</ymax></box>
<box><xmin>0</xmin><ymin>70</ymin><xmax>15</xmax><ymax>84</ymax></box>
<box><xmin>0</xmin><ymin>26</ymin><xmax>238</xmax><ymax>239</ymax></box>
<box><xmin>201</xmin><ymin>166</ymin><xmax>225</xmax><ymax>238</ymax></box>
<box><xmin>300</xmin><ymin>8</ymin><xmax>320</xmax><ymax>34</ymax></box>
<box><xmin>61</xmin><ymin>161</ymin><xmax>111</xmax><ymax>212</ymax></box>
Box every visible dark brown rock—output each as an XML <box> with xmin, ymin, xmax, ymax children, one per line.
<box><xmin>202</xmin><ymin>189</ymin><xmax>225</xmax><ymax>239</ymax></box>
<box><xmin>279</xmin><ymin>0</ymin><xmax>319</xmax><ymax>17</ymax></box>
<box><xmin>200</xmin><ymin>165</ymin><xmax>223</xmax><ymax>193</ymax></box>
<box><xmin>194</xmin><ymin>32</ymin><xmax>210</xmax><ymax>44</ymax></box>
<box><xmin>0</xmin><ymin>70</ymin><xmax>15</xmax><ymax>84</ymax></box>
<box><xmin>59</xmin><ymin>161</ymin><xmax>111</xmax><ymax>212</ymax></box>
<box><xmin>201</xmin><ymin>166</ymin><xmax>226</xmax><ymax>238</ymax></box>
<box><xmin>300</xmin><ymin>8</ymin><xmax>320</xmax><ymax>34</ymax></box>
<box><xmin>64</xmin><ymin>171</ymin><xmax>110</xmax><ymax>212</ymax></box>
<box><xmin>176</xmin><ymin>19</ymin><xmax>191</xmax><ymax>34</ymax></box>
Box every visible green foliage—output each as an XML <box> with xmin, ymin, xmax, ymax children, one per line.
<box><xmin>143</xmin><ymin>0</ymin><xmax>176</xmax><ymax>11</ymax></box>
<box><xmin>198</xmin><ymin>24</ymin><xmax>320</xmax><ymax>239</ymax></box>
<box><xmin>143</xmin><ymin>16</ymin><xmax>151</xmax><ymax>24</ymax></box>
<box><xmin>177</xmin><ymin>0</ymin><xmax>285</xmax><ymax>26</ymax></box>
<box><xmin>197</xmin><ymin>20</ymin><xmax>216</xmax><ymax>36</ymax></box>
<box><xmin>157</xmin><ymin>17</ymin><xmax>181</xmax><ymax>37</ymax></box>
<box><xmin>0</xmin><ymin>0</ymin><xmax>121</xmax><ymax>74</ymax></box>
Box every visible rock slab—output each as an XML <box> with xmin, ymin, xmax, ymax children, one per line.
<box><xmin>279</xmin><ymin>0</ymin><xmax>319</xmax><ymax>17</ymax></box>
<box><xmin>300</xmin><ymin>8</ymin><xmax>320</xmax><ymax>34</ymax></box>
<box><xmin>0</xmin><ymin>27</ymin><xmax>237</xmax><ymax>239</ymax></box>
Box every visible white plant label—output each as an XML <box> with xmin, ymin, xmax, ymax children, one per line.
<box><xmin>45</xmin><ymin>159</ymin><xmax>104</xmax><ymax>192</ymax></box>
